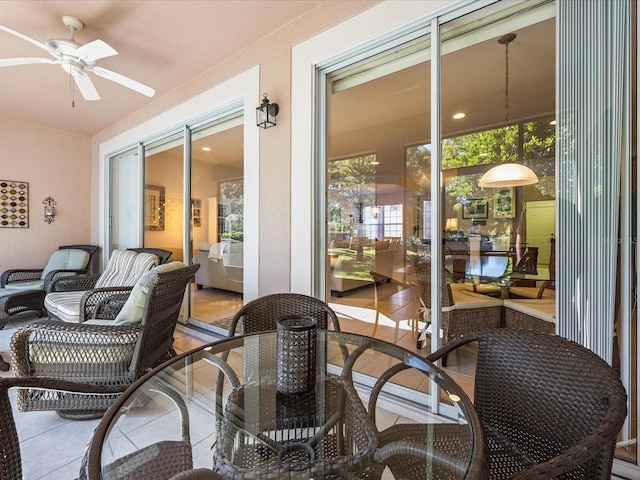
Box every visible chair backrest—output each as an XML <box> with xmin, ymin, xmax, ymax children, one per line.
<box><xmin>127</xmin><ymin>247</ymin><xmax>173</xmax><ymax>264</ymax></box>
<box><xmin>473</xmin><ymin>329</ymin><xmax>626</xmax><ymax>479</ymax></box>
<box><xmin>411</xmin><ymin>258</ymin><xmax>454</xmax><ymax>310</ymax></box>
<box><xmin>129</xmin><ymin>263</ymin><xmax>200</xmax><ymax>375</ymax></box>
<box><xmin>228</xmin><ymin>293</ymin><xmax>341</xmax><ymax>336</ymax></box>
<box><xmin>95</xmin><ymin>250</ymin><xmax>160</xmax><ymax>288</ymax></box>
<box><xmin>40</xmin><ymin>248</ymin><xmax>91</xmax><ymax>280</ymax></box>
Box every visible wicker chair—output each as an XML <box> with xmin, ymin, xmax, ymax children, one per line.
<box><xmin>427</xmin><ymin>329</ymin><xmax>627</xmax><ymax>479</ymax></box>
<box><xmin>0</xmin><ymin>244</ymin><xmax>99</xmax><ymax>319</ymax></box>
<box><xmin>228</xmin><ymin>292</ymin><xmax>342</xmax><ymax>335</ymax></box>
<box><xmin>0</xmin><ymin>377</ymin><xmax>122</xmax><ymax>480</ymax></box>
<box><xmin>10</xmin><ymin>263</ymin><xmax>199</xmax><ymax>419</ymax></box>
<box><xmin>44</xmin><ymin>248</ymin><xmax>166</xmax><ymax>323</ymax></box>
<box><xmin>342</xmin><ymin>335</ymin><xmax>490</xmax><ymax>479</ymax></box>
<box><xmin>412</xmin><ymin>258</ymin><xmax>502</xmax><ymax>364</ymax></box>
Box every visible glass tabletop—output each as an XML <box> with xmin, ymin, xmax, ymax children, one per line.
<box><xmin>86</xmin><ymin>330</ymin><xmax>485</xmax><ymax>479</ymax></box>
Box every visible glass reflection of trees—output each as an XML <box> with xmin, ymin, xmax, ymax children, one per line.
<box><xmin>328</xmin><ymin>155</ymin><xmax>376</xmax><ymax>238</ymax></box>
<box><xmin>220</xmin><ymin>178</ymin><xmax>244</xmax><ymax>241</ymax></box>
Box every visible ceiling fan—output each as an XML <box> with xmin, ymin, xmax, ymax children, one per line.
<box><xmin>0</xmin><ymin>15</ymin><xmax>155</xmax><ymax>101</ymax></box>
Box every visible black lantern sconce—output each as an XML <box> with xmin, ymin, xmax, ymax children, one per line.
<box><xmin>43</xmin><ymin>196</ymin><xmax>56</xmax><ymax>223</ymax></box>
<box><xmin>256</xmin><ymin>93</ymin><xmax>279</xmax><ymax>129</ymax></box>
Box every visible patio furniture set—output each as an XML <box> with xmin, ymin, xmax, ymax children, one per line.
<box><xmin>0</xmin><ymin>267</ymin><xmax>627</xmax><ymax>478</ymax></box>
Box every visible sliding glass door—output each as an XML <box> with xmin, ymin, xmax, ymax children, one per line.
<box><xmin>108</xmin><ymin>109</ymin><xmax>244</xmax><ymax>332</ymax></box>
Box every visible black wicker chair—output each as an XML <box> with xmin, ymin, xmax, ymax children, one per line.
<box><xmin>228</xmin><ymin>292</ymin><xmax>342</xmax><ymax>335</ymax></box>
<box><xmin>426</xmin><ymin>329</ymin><xmax>627</xmax><ymax>479</ymax></box>
<box><xmin>10</xmin><ymin>263</ymin><xmax>199</xmax><ymax>419</ymax></box>
<box><xmin>0</xmin><ymin>377</ymin><xmax>122</xmax><ymax>480</ymax></box>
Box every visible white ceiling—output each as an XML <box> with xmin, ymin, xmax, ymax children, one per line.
<box><xmin>0</xmin><ymin>0</ymin><xmax>325</xmax><ymax>136</ymax></box>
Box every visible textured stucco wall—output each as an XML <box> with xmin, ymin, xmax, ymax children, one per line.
<box><xmin>0</xmin><ymin>117</ymin><xmax>93</xmax><ymax>272</ymax></box>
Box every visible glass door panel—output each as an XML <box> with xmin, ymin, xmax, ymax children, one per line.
<box><xmin>189</xmin><ymin>115</ymin><xmax>244</xmax><ymax>333</ymax></box>
<box><xmin>326</xmin><ymin>38</ymin><xmax>431</xmax><ymax>351</ymax></box>
<box><xmin>143</xmin><ymin>131</ymin><xmax>185</xmax><ymax>261</ymax></box>
<box><xmin>109</xmin><ymin>147</ymin><xmax>141</xmax><ymax>253</ymax></box>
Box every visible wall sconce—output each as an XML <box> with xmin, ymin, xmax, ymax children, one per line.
<box><xmin>256</xmin><ymin>93</ymin><xmax>279</xmax><ymax>129</ymax></box>
<box><xmin>43</xmin><ymin>196</ymin><xmax>56</xmax><ymax>223</ymax></box>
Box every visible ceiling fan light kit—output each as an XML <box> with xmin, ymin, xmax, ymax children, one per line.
<box><xmin>0</xmin><ymin>15</ymin><xmax>155</xmax><ymax>103</ymax></box>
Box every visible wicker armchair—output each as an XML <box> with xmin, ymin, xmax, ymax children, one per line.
<box><xmin>10</xmin><ymin>263</ymin><xmax>199</xmax><ymax>419</ymax></box>
<box><xmin>44</xmin><ymin>248</ymin><xmax>167</xmax><ymax>323</ymax></box>
<box><xmin>0</xmin><ymin>244</ymin><xmax>98</xmax><ymax>318</ymax></box>
<box><xmin>427</xmin><ymin>329</ymin><xmax>627</xmax><ymax>479</ymax></box>
<box><xmin>0</xmin><ymin>377</ymin><xmax>122</xmax><ymax>480</ymax></box>
<box><xmin>412</xmin><ymin>258</ymin><xmax>502</xmax><ymax>364</ymax></box>
<box><xmin>228</xmin><ymin>292</ymin><xmax>342</xmax><ymax>335</ymax></box>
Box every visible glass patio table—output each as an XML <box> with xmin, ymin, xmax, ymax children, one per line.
<box><xmin>83</xmin><ymin>330</ymin><xmax>487</xmax><ymax>479</ymax></box>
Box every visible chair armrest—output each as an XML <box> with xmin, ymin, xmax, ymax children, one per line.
<box><xmin>48</xmin><ymin>274</ymin><xmax>100</xmax><ymax>292</ymax></box>
<box><xmin>42</xmin><ymin>269</ymin><xmax>89</xmax><ymax>291</ymax></box>
<box><xmin>10</xmin><ymin>320</ymin><xmax>141</xmax><ymax>379</ymax></box>
<box><xmin>79</xmin><ymin>286</ymin><xmax>134</xmax><ymax>322</ymax></box>
<box><xmin>512</xmin><ymin>393</ymin><xmax>627</xmax><ymax>479</ymax></box>
<box><xmin>1</xmin><ymin>269</ymin><xmax>43</xmax><ymax>287</ymax></box>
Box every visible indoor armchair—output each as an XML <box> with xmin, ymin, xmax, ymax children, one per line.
<box><xmin>10</xmin><ymin>262</ymin><xmax>199</xmax><ymax>419</ymax></box>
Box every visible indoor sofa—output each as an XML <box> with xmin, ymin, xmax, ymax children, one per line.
<box><xmin>193</xmin><ymin>241</ymin><xmax>243</xmax><ymax>294</ymax></box>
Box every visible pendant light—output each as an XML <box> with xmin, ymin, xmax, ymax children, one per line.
<box><xmin>371</xmin><ymin>186</ymin><xmax>381</xmax><ymax>219</ymax></box>
<box><xmin>479</xmin><ymin>33</ymin><xmax>538</xmax><ymax>188</ymax></box>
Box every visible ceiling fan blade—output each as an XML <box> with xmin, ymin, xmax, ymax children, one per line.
<box><xmin>73</xmin><ymin>72</ymin><xmax>100</xmax><ymax>101</ymax></box>
<box><xmin>74</xmin><ymin>39</ymin><xmax>118</xmax><ymax>62</ymax></box>
<box><xmin>0</xmin><ymin>57</ymin><xmax>57</xmax><ymax>67</ymax></box>
<box><xmin>0</xmin><ymin>25</ymin><xmax>52</xmax><ymax>53</ymax></box>
<box><xmin>91</xmin><ymin>66</ymin><xmax>155</xmax><ymax>97</ymax></box>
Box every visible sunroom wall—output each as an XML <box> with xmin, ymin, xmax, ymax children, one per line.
<box><xmin>89</xmin><ymin>0</ymin><xmax>382</xmax><ymax>290</ymax></box>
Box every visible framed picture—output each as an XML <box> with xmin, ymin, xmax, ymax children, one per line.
<box><xmin>0</xmin><ymin>179</ymin><xmax>28</xmax><ymax>228</ymax></box>
<box><xmin>144</xmin><ymin>184</ymin><xmax>165</xmax><ymax>231</ymax></box>
<box><xmin>462</xmin><ymin>198</ymin><xmax>489</xmax><ymax>219</ymax></box>
<box><xmin>493</xmin><ymin>187</ymin><xmax>515</xmax><ymax>218</ymax></box>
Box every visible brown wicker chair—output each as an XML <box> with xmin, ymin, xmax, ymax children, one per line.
<box><xmin>0</xmin><ymin>376</ymin><xmax>122</xmax><ymax>480</ymax></box>
<box><xmin>0</xmin><ymin>244</ymin><xmax>99</xmax><ymax>319</ymax></box>
<box><xmin>228</xmin><ymin>292</ymin><xmax>342</xmax><ymax>335</ymax></box>
<box><xmin>45</xmin><ymin>248</ymin><xmax>168</xmax><ymax>323</ymax></box>
<box><xmin>9</xmin><ymin>263</ymin><xmax>199</xmax><ymax>419</ymax></box>
<box><xmin>427</xmin><ymin>329</ymin><xmax>627</xmax><ymax>479</ymax></box>
<box><xmin>412</xmin><ymin>258</ymin><xmax>502</xmax><ymax>364</ymax></box>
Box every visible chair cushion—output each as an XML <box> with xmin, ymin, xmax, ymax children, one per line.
<box><xmin>95</xmin><ymin>250</ymin><xmax>159</xmax><ymax>288</ymax></box>
<box><xmin>44</xmin><ymin>291</ymin><xmax>86</xmax><ymax>323</ymax></box>
<box><xmin>114</xmin><ymin>262</ymin><xmax>187</xmax><ymax>325</ymax></box>
<box><xmin>450</xmin><ymin>288</ymin><xmax>503</xmax><ymax>310</ymax></box>
<box><xmin>503</xmin><ymin>298</ymin><xmax>556</xmax><ymax>324</ymax></box>
<box><xmin>42</xmin><ymin>248</ymin><xmax>90</xmax><ymax>280</ymax></box>
<box><xmin>4</xmin><ymin>280</ymin><xmax>44</xmax><ymax>291</ymax></box>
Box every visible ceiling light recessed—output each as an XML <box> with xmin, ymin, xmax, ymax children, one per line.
<box><xmin>202</xmin><ymin>147</ymin><xmax>211</xmax><ymax>151</ymax></box>
<box><xmin>453</xmin><ymin>112</ymin><xmax>466</xmax><ymax>119</ymax></box>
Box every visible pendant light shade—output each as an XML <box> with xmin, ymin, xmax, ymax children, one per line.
<box><xmin>478</xmin><ymin>33</ymin><xmax>539</xmax><ymax>190</ymax></box>
<box><xmin>478</xmin><ymin>163</ymin><xmax>539</xmax><ymax>188</ymax></box>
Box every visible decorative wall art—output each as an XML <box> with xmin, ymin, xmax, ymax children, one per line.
<box><xmin>0</xmin><ymin>180</ymin><xmax>28</xmax><ymax>228</ymax></box>
<box><xmin>493</xmin><ymin>187</ymin><xmax>516</xmax><ymax>218</ymax></box>
<box><xmin>144</xmin><ymin>184</ymin><xmax>165</xmax><ymax>231</ymax></box>
<box><xmin>462</xmin><ymin>198</ymin><xmax>489</xmax><ymax>219</ymax></box>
